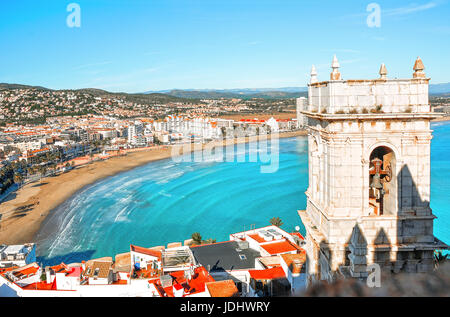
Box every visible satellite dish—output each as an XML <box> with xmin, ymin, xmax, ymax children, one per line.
<box><xmin>295</xmin><ymin>226</ymin><xmax>300</xmax><ymax>232</ymax></box>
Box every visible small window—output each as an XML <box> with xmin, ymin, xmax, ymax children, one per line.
<box><xmin>239</xmin><ymin>254</ymin><xmax>246</xmax><ymax>260</ymax></box>
<box><xmin>93</xmin><ymin>268</ymin><xmax>100</xmax><ymax>277</ymax></box>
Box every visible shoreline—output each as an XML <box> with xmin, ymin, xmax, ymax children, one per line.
<box><xmin>0</xmin><ymin>130</ymin><xmax>307</xmax><ymax>245</ymax></box>
<box><xmin>432</xmin><ymin>116</ymin><xmax>450</xmax><ymax>122</ymax></box>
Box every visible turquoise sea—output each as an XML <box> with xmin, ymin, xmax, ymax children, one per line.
<box><xmin>36</xmin><ymin>122</ymin><xmax>450</xmax><ymax>265</ymax></box>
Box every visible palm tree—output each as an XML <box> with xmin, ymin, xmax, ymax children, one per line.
<box><xmin>434</xmin><ymin>251</ymin><xmax>449</xmax><ymax>269</ymax></box>
<box><xmin>191</xmin><ymin>232</ymin><xmax>202</xmax><ymax>245</ymax></box>
<box><xmin>269</xmin><ymin>217</ymin><xmax>283</xmax><ymax>227</ymax></box>
<box><xmin>204</xmin><ymin>238</ymin><xmax>216</xmax><ymax>244</ymax></box>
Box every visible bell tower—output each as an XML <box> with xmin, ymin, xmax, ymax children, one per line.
<box><xmin>298</xmin><ymin>56</ymin><xmax>448</xmax><ymax>284</ymax></box>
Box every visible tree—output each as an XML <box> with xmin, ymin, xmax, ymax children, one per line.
<box><xmin>269</xmin><ymin>217</ymin><xmax>283</xmax><ymax>227</ymax></box>
<box><xmin>13</xmin><ymin>173</ymin><xmax>23</xmax><ymax>184</ymax></box>
<box><xmin>434</xmin><ymin>251</ymin><xmax>449</xmax><ymax>269</ymax></box>
<box><xmin>204</xmin><ymin>238</ymin><xmax>216</xmax><ymax>244</ymax></box>
<box><xmin>191</xmin><ymin>232</ymin><xmax>202</xmax><ymax>245</ymax></box>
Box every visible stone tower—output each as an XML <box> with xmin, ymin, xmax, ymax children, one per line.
<box><xmin>298</xmin><ymin>56</ymin><xmax>448</xmax><ymax>284</ymax></box>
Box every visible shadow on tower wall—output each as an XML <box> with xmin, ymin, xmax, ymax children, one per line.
<box><xmin>305</xmin><ymin>162</ymin><xmax>447</xmax><ymax>291</ymax></box>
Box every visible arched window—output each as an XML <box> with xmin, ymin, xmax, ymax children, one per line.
<box><xmin>368</xmin><ymin>146</ymin><xmax>396</xmax><ymax>216</ymax></box>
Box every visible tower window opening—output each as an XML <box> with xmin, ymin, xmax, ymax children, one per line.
<box><xmin>369</xmin><ymin>146</ymin><xmax>396</xmax><ymax>216</ymax></box>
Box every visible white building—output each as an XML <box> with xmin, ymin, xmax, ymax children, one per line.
<box><xmin>128</xmin><ymin>123</ymin><xmax>145</xmax><ymax>146</ymax></box>
<box><xmin>0</xmin><ymin>244</ymin><xmax>36</xmax><ymax>268</ymax></box>
<box><xmin>296</xmin><ymin>96</ymin><xmax>307</xmax><ymax>129</ymax></box>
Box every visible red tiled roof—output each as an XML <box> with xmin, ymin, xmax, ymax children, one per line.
<box><xmin>148</xmin><ymin>266</ymin><xmax>214</xmax><ymax>297</ymax></box>
<box><xmin>248</xmin><ymin>267</ymin><xmax>286</xmax><ymax>280</ymax></box>
<box><xmin>206</xmin><ymin>280</ymin><xmax>239</xmax><ymax>297</ymax></box>
<box><xmin>260</xmin><ymin>240</ymin><xmax>300</xmax><ymax>255</ymax></box>
<box><xmin>130</xmin><ymin>244</ymin><xmax>161</xmax><ymax>259</ymax></box>
<box><xmin>22</xmin><ymin>281</ymin><xmax>56</xmax><ymax>291</ymax></box>
<box><xmin>66</xmin><ymin>266</ymin><xmax>82</xmax><ymax>277</ymax></box>
<box><xmin>247</xmin><ymin>234</ymin><xmax>267</xmax><ymax>243</ymax></box>
<box><xmin>290</xmin><ymin>232</ymin><xmax>305</xmax><ymax>240</ymax></box>
<box><xmin>13</xmin><ymin>264</ymin><xmax>39</xmax><ymax>277</ymax></box>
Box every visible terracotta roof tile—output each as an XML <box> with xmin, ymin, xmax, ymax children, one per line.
<box><xmin>206</xmin><ymin>280</ymin><xmax>239</xmax><ymax>297</ymax></box>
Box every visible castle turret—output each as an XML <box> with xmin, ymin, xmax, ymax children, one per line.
<box><xmin>413</xmin><ymin>56</ymin><xmax>426</xmax><ymax>78</ymax></box>
<box><xmin>379</xmin><ymin>63</ymin><xmax>388</xmax><ymax>80</ymax></box>
<box><xmin>330</xmin><ymin>55</ymin><xmax>341</xmax><ymax>81</ymax></box>
<box><xmin>310</xmin><ymin>65</ymin><xmax>318</xmax><ymax>84</ymax></box>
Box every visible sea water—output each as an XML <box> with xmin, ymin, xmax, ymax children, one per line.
<box><xmin>36</xmin><ymin>122</ymin><xmax>450</xmax><ymax>265</ymax></box>
<box><xmin>36</xmin><ymin>137</ymin><xmax>309</xmax><ymax>264</ymax></box>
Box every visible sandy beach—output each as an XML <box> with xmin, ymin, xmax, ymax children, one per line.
<box><xmin>0</xmin><ymin>130</ymin><xmax>306</xmax><ymax>245</ymax></box>
<box><xmin>432</xmin><ymin>115</ymin><xmax>450</xmax><ymax>122</ymax></box>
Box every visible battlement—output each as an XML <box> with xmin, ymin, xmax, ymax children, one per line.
<box><xmin>306</xmin><ymin>56</ymin><xmax>430</xmax><ymax>114</ymax></box>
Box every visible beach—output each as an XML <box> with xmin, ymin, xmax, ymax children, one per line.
<box><xmin>432</xmin><ymin>115</ymin><xmax>450</xmax><ymax>122</ymax></box>
<box><xmin>0</xmin><ymin>130</ymin><xmax>307</xmax><ymax>245</ymax></box>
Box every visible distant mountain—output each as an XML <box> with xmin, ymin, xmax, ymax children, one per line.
<box><xmin>0</xmin><ymin>83</ymin><xmax>50</xmax><ymax>91</ymax></box>
<box><xmin>2</xmin><ymin>82</ymin><xmax>449</xmax><ymax>100</ymax></box>
<box><xmin>429</xmin><ymin>83</ymin><xmax>450</xmax><ymax>95</ymax></box>
<box><xmin>148</xmin><ymin>83</ymin><xmax>450</xmax><ymax>99</ymax></box>
<box><xmin>145</xmin><ymin>87</ymin><xmax>308</xmax><ymax>99</ymax></box>
<box><xmin>0</xmin><ymin>83</ymin><xmax>200</xmax><ymax>104</ymax></box>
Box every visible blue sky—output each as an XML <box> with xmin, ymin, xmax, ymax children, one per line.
<box><xmin>1</xmin><ymin>0</ymin><xmax>449</xmax><ymax>92</ymax></box>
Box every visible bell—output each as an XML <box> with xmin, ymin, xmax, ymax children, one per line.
<box><xmin>370</xmin><ymin>173</ymin><xmax>383</xmax><ymax>189</ymax></box>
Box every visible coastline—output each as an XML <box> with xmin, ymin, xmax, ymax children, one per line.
<box><xmin>0</xmin><ymin>130</ymin><xmax>307</xmax><ymax>245</ymax></box>
<box><xmin>432</xmin><ymin>116</ymin><xmax>450</xmax><ymax>122</ymax></box>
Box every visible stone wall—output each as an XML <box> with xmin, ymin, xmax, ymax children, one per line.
<box><xmin>308</xmin><ymin>79</ymin><xmax>430</xmax><ymax>114</ymax></box>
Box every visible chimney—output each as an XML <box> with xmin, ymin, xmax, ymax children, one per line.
<box><xmin>330</xmin><ymin>55</ymin><xmax>341</xmax><ymax>80</ymax></box>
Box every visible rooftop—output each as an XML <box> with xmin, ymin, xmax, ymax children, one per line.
<box><xmin>206</xmin><ymin>280</ymin><xmax>239</xmax><ymax>297</ymax></box>
<box><xmin>130</xmin><ymin>244</ymin><xmax>161</xmax><ymax>260</ymax></box>
<box><xmin>257</xmin><ymin>256</ymin><xmax>282</xmax><ymax>269</ymax></box>
<box><xmin>280</xmin><ymin>252</ymin><xmax>306</xmax><ymax>275</ymax></box>
<box><xmin>305</xmin><ymin>56</ymin><xmax>432</xmax><ymax>115</ymax></box>
<box><xmin>260</xmin><ymin>240</ymin><xmax>301</xmax><ymax>256</ymax></box>
<box><xmin>83</xmin><ymin>258</ymin><xmax>113</xmax><ymax>279</ymax></box>
<box><xmin>248</xmin><ymin>267</ymin><xmax>286</xmax><ymax>280</ymax></box>
<box><xmin>190</xmin><ymin>241</ymin><xmax>261</xmax><ymax>272</ymax></box>
<box><xmin>149</xmin><ymin>266</ymin><xmax>215</xmax><ymax>297</ymax></box>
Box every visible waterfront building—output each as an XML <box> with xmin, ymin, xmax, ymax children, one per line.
<box><xmin>0</xmin><ymin>227</ymin><xmax>305</xmax><ymax>297</ymax></box>
<box><xmin>0</xmin><ymin>243</ymin><xmax>36</xmax><ymax>268</ymax></box>
<box><xmin>298</xmin><ymin>56</ymin><xmax>449</xmax><ymax>285</ymax></box>
<box><xmin>130</xmin><ymin>244</ymin><xmax>162</xmax><ymax>278</ymax></box>
<box><xmin>82</xmin><ymin>257</ymin><xmax>114</xmax><ymax>285</ymax></box>
<box><xmin>296</xmin><ymin>97</ymin><xmax>307</xmax><ymax>129</ymax></box>
<box><xmin>187</xmin><ymin>226</ymin><xmax>306</xmax><ymax>296</ymax></box>
<box><xmin>127</xmin><ymin>122</ymin><xmax>146</xmax><ymax>146</ymax></box>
